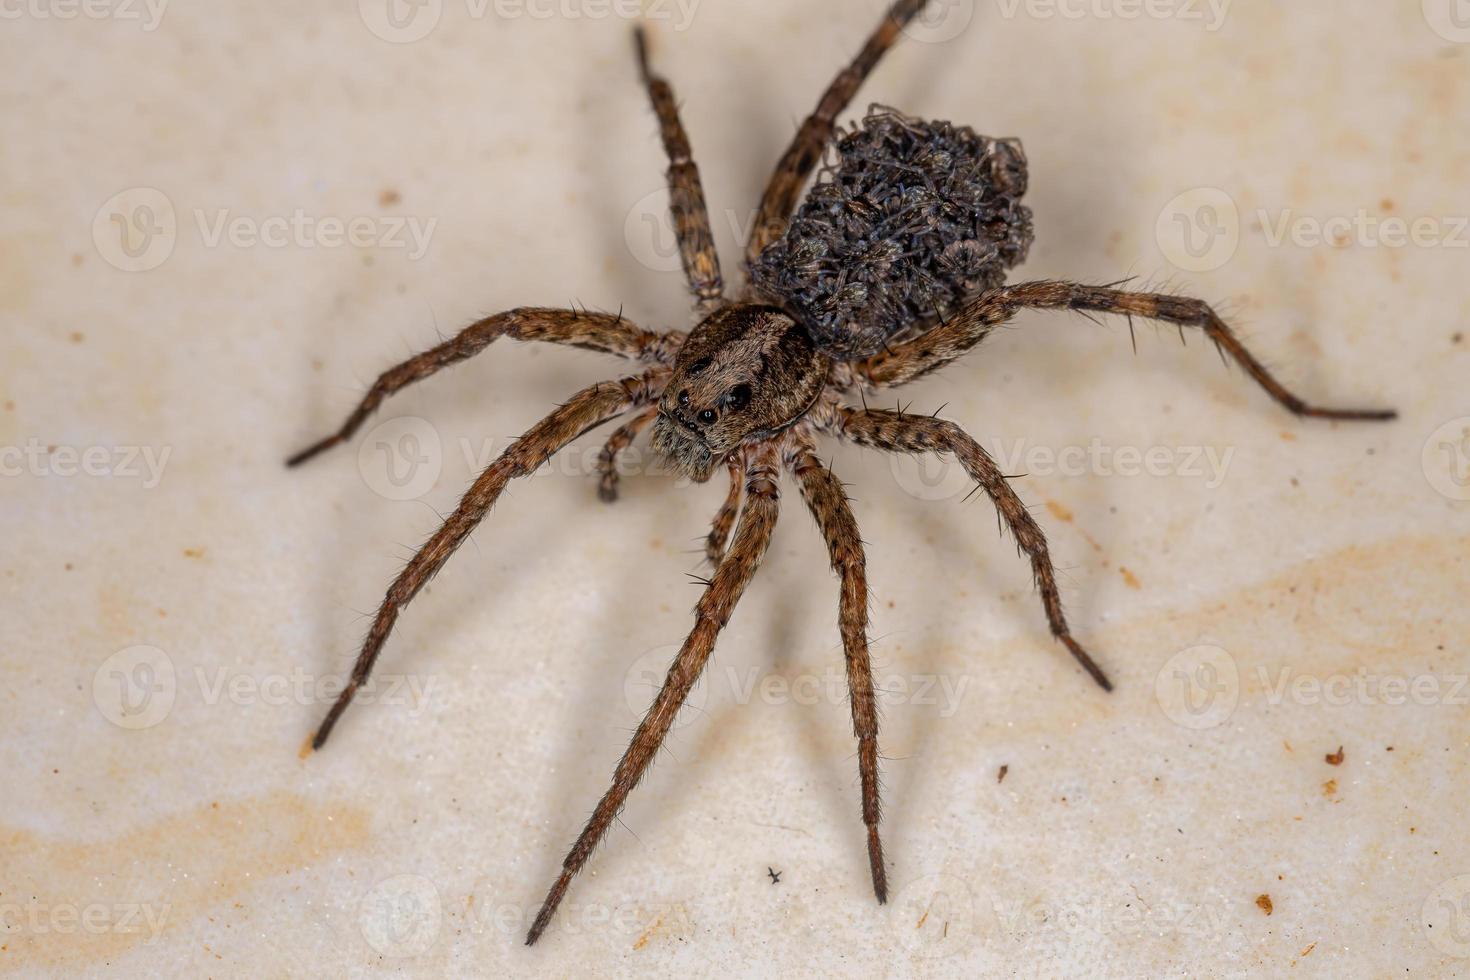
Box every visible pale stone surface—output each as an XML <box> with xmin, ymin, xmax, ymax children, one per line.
<box><xmin>2</xmin><ymin>2</ymin><xmax>1467</xmax><ymax>977</ymax></box>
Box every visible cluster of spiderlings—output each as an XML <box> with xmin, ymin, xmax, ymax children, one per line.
<box><xmin>749</xmin><ymin>106</ymin><xmax>1034</xmax><ymax>359</ymax></box>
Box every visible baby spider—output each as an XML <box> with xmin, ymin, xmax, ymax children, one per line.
<box><xmin>289</xmin><ymin>0</ymin><xmax>1395</xmax><ymax>946</ymax></box>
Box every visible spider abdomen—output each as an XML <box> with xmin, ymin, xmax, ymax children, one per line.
<box><xmin>748</xmin><ymin>105</ymin><xmax>1034</xmax><ymax>359</ymax></box>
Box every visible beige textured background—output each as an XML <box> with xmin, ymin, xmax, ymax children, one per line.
<box><xmin>2</xmin><ymin>1</ymin><xmax>1467</xmax><ymax>976</ymax></box>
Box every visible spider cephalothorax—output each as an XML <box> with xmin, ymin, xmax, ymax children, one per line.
<box><xmin>651</xmin><ymin>304</ymin><xmax>829</xmax><ymax>480</ymax></box>
<box><xmin>288</xmin><ymin>0</ymin><xmax>1394</xmax><ymax>946</ymax></box>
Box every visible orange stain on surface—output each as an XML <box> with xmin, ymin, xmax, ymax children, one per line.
<box><xmin>0</xmin><ymin>792</ymin><xmax>370</xmax><ymax>971</ymax></box>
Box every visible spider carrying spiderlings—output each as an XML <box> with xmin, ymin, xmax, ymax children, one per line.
<box><xmin>289</xmin><ymin>0</ymin><xmax>1395</xmax><ymax>946</ymax></box>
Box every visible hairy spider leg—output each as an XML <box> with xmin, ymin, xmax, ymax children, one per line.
<box><xmin>859</xmin><ymin>281</ymin><xmax>1397</xmax><ymax>422</ymax></box>
<box><xmin>784</xmin><ymin>427</ymin><xmax>888</xmax><ymax>903</ymax></box>
<box><xmin>745</xmin><ymin>0</ymin><xmax>932</xmax><ymax>268</ymax></box>
<box><xmin>596</xmin><ymin>403</ymin><xmax>659</xmax><ymax>503</ymax></box>
<box><xmin>309</xmin><ymin>369</ymin><xmax>669</xmax><ymax>750</ymax></box>
<box><xmin>635</xmin><ymin>26</ymin><xmax>725</xmax><ymax>317</ymax></box>
<box><xmin>287</xmin><ymin>307</ymin><xmax>678</xmax><ymax>467</ymax></box>
<box><xmin>705</xmin><ymin>452</ymin><xmax>746</xmax><ymax>564</ymax></box>
<box><xmin>823</xmin><ymin>405</ymin><xmax>1114</xmax><ymax>692</ymax></box>
<box><xmin>526</xmin><ymin>441</ymin><xmax>784</xmax><ymax>945</ymax></box>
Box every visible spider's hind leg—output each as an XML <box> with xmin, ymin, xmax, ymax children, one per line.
<box><xmin>785</xmin><ymin>429</ymin><xmax>888</xmax><ymax>904</ymax></box>
<box><xmin>825</xmin><ymin>405</ymin><xmax>1113</xmax><ymax>693</ymax></box>
<box><xmin>859</xmin><ymin>281</ymin><xmax>1396</xmax><ymax>422</ymax></box>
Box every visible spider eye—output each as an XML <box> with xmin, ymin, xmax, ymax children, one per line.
<box><xmin>726</xmin><ymin>384</ymin><xmax>752</xmax><ymax>412</ymax></box>
<box><xmin>697</xmin><ymin>408</ymin><xmax>717</xmax><ymax>425</ymax></box>
<box><xmin>678</xmin><ymin>390</ymin><xmax>690</xmax><ymax>407</ymax></box>
<box><xmin>689</xmin><ymin>357</ymin><xmax>712</xmax><ymax>374</ymax></box>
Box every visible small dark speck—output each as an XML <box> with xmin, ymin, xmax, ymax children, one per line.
<box><xmin>767</xmin><ymin>867</ymin><xmax>781</xmax><ymax>885</ymax></box>
<box><xmin>997</xmin><ymin>764</ymin><xmax>1008</xmax><ymax>784</ymax></box>
<box><xmin>379</xmin><ymin>188</ymin><xmax>402</xmax><ymax>207</ymax></box>
<box><xmin>1453</xmin><ymin>332</ymin><xmax>1464</xmax><ymax>345</ymax></box>
<box><xmin>1325</xmin><ymin>746</ymin><xmax>1345</xmax><ymax>766</ymax></box>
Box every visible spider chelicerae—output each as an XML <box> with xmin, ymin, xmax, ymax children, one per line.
<box><xmin>289</xmin><ymin>0</ymin><xmax>1395</xmax><ymax>946</ymax></box>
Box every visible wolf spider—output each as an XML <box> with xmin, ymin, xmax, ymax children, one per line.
<box><xmin>290</xmin><ymin>0</ymin><xmax>1395</xmax><ymax>946</ymax></box>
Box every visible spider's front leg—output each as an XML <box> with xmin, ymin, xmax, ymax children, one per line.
<box><xmin>784</xmin><ymin>428</ymin><xmax>888</xmax><ymax>903</ymax></box>
<box><xmin>860</xmin><ymin>281</ymin><xmax>1397</xmax><ymax>422</ymax></box>
<box><xmin>824</xmin><ymin>406</ymin><xmax>1113</xmax><ymax>692</ymax></box>
<box><xmin>704</xmin><ymin>453</ymin><xmax>745</xmax><ymax>565</ymax></box>
<box><xmin>308</xmin><ymin>367</ymin><xmax>668</xmax><ymax>751</ymax></box>
<box><xmin>286</xmin><ymin>307</ymin><xmax>679</xmax><ymax>467</ymax></box>
<box><xmin>527</xmin><ymin>442</ymin><xmax>783</xmax><ymax>946</ymax></box>
<box><xmin>634</xmin><ymin>27</ymin><xmax>724</xmax><ymax>317</ymax></box>
<box><xmin>596</xmin><ymin>404</ymin><xmax>658</xmax><ymax>503</ymax></box>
